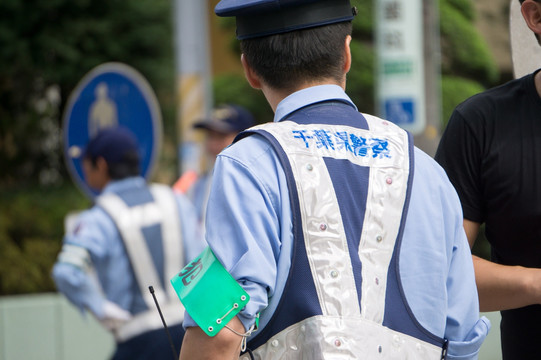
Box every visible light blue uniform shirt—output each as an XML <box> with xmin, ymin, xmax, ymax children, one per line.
<box><xmin>184</xmin><ymin>86</ymin><xmax>488</xmax><ymax>355</ymax></box>
<box><xmin>53</xmin><ymin>176</ymin><xmax>204</xmax><ymax>318</ymax></box>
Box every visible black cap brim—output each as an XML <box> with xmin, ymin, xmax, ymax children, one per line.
<box><xmin>217</xmin><ymin>0</ymin><xmax>355</xmax><ymax>40</ymax></box>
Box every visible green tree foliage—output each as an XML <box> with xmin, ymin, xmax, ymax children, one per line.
<box><xmin>0</xmin><ymin>184</ymin><xmax>90</xmax><ymax>295</ymax></box>
<box><xmin>441</xmin><ymin>75</ymin><xmax>485</xmax><ymax>127</ymax></box>
<box><xmin>440</xmin><ymin>0</ymin><xmax>498</xmax><ymax>86</ymax></box>
<box><xmin>0</xmin><ymin>0</ymin><xmax>175</xmax><ymax>188</ymax></box>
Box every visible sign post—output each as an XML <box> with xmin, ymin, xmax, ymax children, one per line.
<box><xmin>62</xmin><ymin>62</ymin><xmax>162</xmax><ymax>199</ymax></box>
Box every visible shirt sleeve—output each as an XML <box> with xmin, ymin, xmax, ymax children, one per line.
<box><xmin>183</xmin><ymin>135</ymin><xmax>286</xmax><ymax>331</ymax></box>
<box><xmin>402</xmin><ymin>149</ymin><xmax>490</xmax><ymax>358</ymax></box>
<box><xmin>435</xmin><ymin>109</ymin><xmax>485</xmax><ymax>223</ymax></box>
<box><xmin>444</xmin><ymin>190</ymin><xmax>491</xmax><ymax>358</ymax></box>
<box><xmin>52</xmin><ymin>208</ymin><xmax>116</xmax><ymax>318</ymax></box>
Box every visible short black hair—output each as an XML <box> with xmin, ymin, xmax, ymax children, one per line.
<box><xmin>84</xmin><ymin>150</ymin><xmax>140</xmax><ymax>180</ymax></box>
<box><xmin>240</xmin><ymin>21</ymin><xmax>352</xmax><ymax>91</ymax></box>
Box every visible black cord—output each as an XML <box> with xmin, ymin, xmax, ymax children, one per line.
<box><xmin>149</xmin><ymin>285</ymin><xmax>178</xmax><ymax>360</ymax></box>
<box><xmin>242</xmin><ymin>347</ymin><xmax>255</xmax><ymax>360</ymax></box>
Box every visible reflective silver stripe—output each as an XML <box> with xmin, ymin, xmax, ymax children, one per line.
<box><xmin>57</xmin><ymin>244</ymin><xmax>92</xmax><ymax>272</ymax></box>
<box><xmin>358</xmin><ymin>114</ymin><xmax>410</xmax><ymax>323</ymax></box>
<box><xmin>97</xmin><ymin>193</ymin><xmax>164</xmax><ymax>308</ymax></box>
<box><xmin>115</xmin><ymin>302</ymin><xmax>184</xmax><ymax>342</ymax></box>
<box><xmin>253</xmin><ymin>119</ymin><xmax>410</xmax><ymax>319</ymax></box>
<box><xmin>258</xmin><ymin>121</ymin><xmax>361</xmax><ymax>318</ymax></box>
<box><xmin>149</xmin><ymin>184</ymin><xmax>184</xmax><ymax>300</ymax></box>
<box><xmin>247</xmin><ymin>315</ymin><xmax>441</xmax><ymax>360</ymax></box>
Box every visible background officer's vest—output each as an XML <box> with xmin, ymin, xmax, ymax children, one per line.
<box><xmin>97</xmin><ymin>183</ymin><xmax>184</xmax><ymax>342</ymax></box>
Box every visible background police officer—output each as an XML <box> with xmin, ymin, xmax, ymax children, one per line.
<box><xmin>53</xmin><ymin>127</ymin><xmax>204</xmax><ymax>360</ymax></box>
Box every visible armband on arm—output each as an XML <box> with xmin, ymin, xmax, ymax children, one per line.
<box><xmin>170</xmin><ymin>247</ymin><xmax>252</xmax><ymax>337</ymax></box>
<box><xmin>57</xmin><ymin>244</ymin><xmax>92</xmax><ymax>273</ymax></box>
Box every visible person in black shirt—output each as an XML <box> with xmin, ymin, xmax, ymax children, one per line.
<box><xmin>435</xmin><ymin>1</ymin><xmax>541</xmax><ymax>358</ymax></box>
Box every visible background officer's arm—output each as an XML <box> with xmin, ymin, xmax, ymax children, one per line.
<box><xmin>179</xmin><ymin>316</ymin><xmax>245</xmax><ymax>360</ymax></box>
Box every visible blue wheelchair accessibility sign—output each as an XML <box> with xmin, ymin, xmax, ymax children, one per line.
<box><xmin>62</xmin><ymin>62</ymin><xmax>162</xmax><ymax>198</ymax></box>
<box><xmin>384</xmin><ymin>98</ymin><xmax>415</xmax><ymax>125</ymax></box>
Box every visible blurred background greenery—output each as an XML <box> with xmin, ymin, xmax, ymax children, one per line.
<box><xmin>0</xmin><ymin>0</ymin><xmax>499</xmax><ymax>295</ymax></box>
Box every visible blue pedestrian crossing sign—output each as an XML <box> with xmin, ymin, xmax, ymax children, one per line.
<box><xmin>62</xmin><ymin>62</ymin><xmax>162</xmax><ymax>199</ymax></box>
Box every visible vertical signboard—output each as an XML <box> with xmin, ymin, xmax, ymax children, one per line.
<box><xmin>375</xmin><ymin>0</ymin><xmax>425</xmax><ymax>135</ymax></box>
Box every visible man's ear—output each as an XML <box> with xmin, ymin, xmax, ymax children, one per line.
<box><xmin>96</xmin><ymin>156</ymin><xmax>109</xmax><ymax>174</ymax></box>
<box><xmin>241</xmin><ymin>54</ymin><xmax>262</xmax><ymax>90</ymax></box>
<box><xmin>522</xmin><ymin>0</ymin><xmax>541</xmax><ymax>35</ymax></box>
<box><xmin>343</xmin><ymin>35</ymin><xmax>352</xmax><ymax>74</ymax></box>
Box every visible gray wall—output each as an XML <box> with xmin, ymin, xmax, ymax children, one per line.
<box><xmin>0</xmin><ymin>293</ymin><xmax>501</xmax><ymax>360</ymax></box>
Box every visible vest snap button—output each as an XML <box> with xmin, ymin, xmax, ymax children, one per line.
<box><xmin>331</xmin><ymin>270</ymin><xmax>339</xmax><ymax>278</ymax></box>
<box><xmin>272</xmin><ymin>339</ymin><xmax>279</xmax><ymax>347</ymax></box>
<box><xmin>386</xmin><ymin>177</ymin><xmax>393</xmax><ymax>185</ymax></box>
<box><xmin>334</xmin><ymin>339</ymin><xmax>342</xmax><ymax>347</ymax></box>
<box><xmin>306</xmin><ymin>164</ymin><xmax>313</xmax><ymax>171</ymax></box>
<box><xmin>319</xmin><ymin>223</ymin><xmax>327</xmax><ymax>231</ymax></box>
<box><xmin>376</xmin><ymin>235</ymin><xmax>383</xmax><ymax>243</ymax></box>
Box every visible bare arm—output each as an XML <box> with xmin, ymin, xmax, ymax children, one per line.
<box><xmin>179</xmin><ymin>316</ymin><xmax>245</xmax><ymax>360</ymax></box>
<box><xmin>464</xmin><ymin>219</ymin><xmax>541</xmax><ymax>312</ymax></box>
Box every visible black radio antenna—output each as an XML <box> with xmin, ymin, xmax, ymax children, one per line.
<box><xmin>149</xmin><ymin>285</ymin><xmax>178</xmax><ymax>360</ymax></box>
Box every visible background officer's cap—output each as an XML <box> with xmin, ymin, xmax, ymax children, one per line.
<box><xmin>193</xmin><ymin>104</ymin><xmax>255</xmax><ymax>134</ymax></box>
<box><xmin>83</xmin><ymin>126</ymin><xmax>139</xmax><ymax>164</ymax></box>
<box><xmin>215</xmin><ymin>0</ymin><xmax>357</xmax><ymax>40</ymax></box>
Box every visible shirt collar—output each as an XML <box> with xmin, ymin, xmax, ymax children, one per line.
<box><xmin>274</xmin><ymin>84</ymin><xmax>357</xmax><ymax>123</ymax></box>
<box><xmin>101</xmin><ymin>176</ymin><xmax>146</xmax><ymax>194</ymax></box>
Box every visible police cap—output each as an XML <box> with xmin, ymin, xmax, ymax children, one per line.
<box><xmin>83</xmin><ymin>126</ymin><xmax>139</xmax><ymax>165</ymax></box>
<box><xmin>215</xmin><ymin>0</ymin><xmax>357</xmax><ymax>40</ymax></box>
<box><xmin>193</xmin><ymin>104</ymin><xmax>256</xmax><ymax>134</ymax></box>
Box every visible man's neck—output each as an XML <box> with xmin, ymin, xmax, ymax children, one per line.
<box><xmin>263</xmin><ymin>79</ymin><xmax>346</xmax><ymax>113</ymax></box>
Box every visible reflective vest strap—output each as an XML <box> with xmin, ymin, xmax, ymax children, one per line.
<box><xmin>149</xmin><ymin>184</ymin><xmax>184</xmax><ymax>299</ymax></box>
<box><xmin>97</xmin><ymin>193</ymin><xmax>164</xmax><ymax>308</ymax></box>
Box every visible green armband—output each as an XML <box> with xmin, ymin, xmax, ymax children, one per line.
<box><xmin>170</xmin><ymin>246</ymin><xmax>250</xmax><ymax>337</ymax></box>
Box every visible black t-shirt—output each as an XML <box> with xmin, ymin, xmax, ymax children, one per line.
<box><xmin>435</xmin><ymin>70</ymin><xmax>541</xmax><ymax>359</ymax></box>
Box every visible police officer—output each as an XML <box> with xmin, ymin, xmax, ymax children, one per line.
<box><xmin>53</xmin><ymin>127</ymin><xmax>204</xmax><ymax>359</ymax></box>
<box><xmin>178</xmin><ymin>1</ymin><xmax>490</xmax><ymax>359</ymax></box>
<box><xmin>173</xmin><ymin>104</ymin><xmax>255</xmax><ymax>232</ymax></box>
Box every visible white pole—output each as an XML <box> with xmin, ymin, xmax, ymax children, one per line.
<box><xmin>173</xmin><ymin>0</ymin><xmax>213</xmax><ymax>175</ymax></box>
